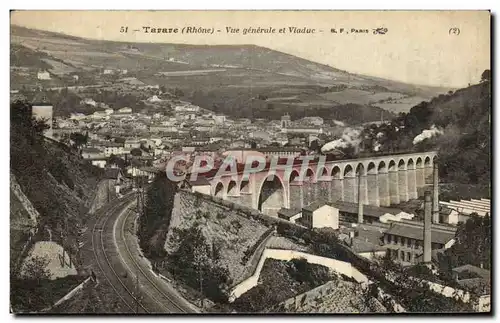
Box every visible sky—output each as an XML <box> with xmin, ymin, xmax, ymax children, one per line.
<box><xmin>10</xmin><ymin>10</ymin><xmax>491</xmax><ymax>88</ymax></box>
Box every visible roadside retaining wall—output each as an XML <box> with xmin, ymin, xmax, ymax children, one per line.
<box><xmin>229</xmin><ymin>248</ymin><xmax>368</xmax><ymax>302</ymax></box>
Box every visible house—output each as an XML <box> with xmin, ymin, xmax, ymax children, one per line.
<box><xmin>104</xmin><ymin>108</ymin><xmax>114</xmax><ymax>115</ymax></box>
<box><xmin>452</xmin><ymin>264</ymin><xmax>490</xmax><ymax>282</ymax></box>
<box><xmin>37</xmin><ymin>70</ymin><xmax>51</xmax><ymax>80</ymax></box>
<box><xmin>190</xmin><ymin>137</ymin><xmax>211</xmax><ymax>146</ymax></box>
<box><xmin>103</xmin><ymin>142</ymin><xmax>125</xmax><ymax>156</ymax></box>
<box><xmin>103</xmin><ymin>69</ymin><xmax>114</xmax><ymax>75</ymax></box>
<box><xmin>91</xmin><ymin>159</ymin><xmax>107</xmax><ymax>168</ymax></box>
<box><xmin>174</xmin><ymin>104</ymin><xmax>200</xmax><ymax>113</ymax></box>
<box><xmin>103</xmin><ymin>168</ymin><xmax>125</xmax><ymax>194</ymax></box>
<box><xmin>301</xmin><ymin>201</ymin><xmax>339</xmax><ymax>230</ymax></box>
<box><xmin>383</xmin><ymin>223</ymin><xmax>456</xmax><ymax>265</ymax></box>
<box><xmin>348</xmin><ymin>236</ymin><xmax>387</xmax><ymax>260</ymax></box>
<box><xmin>148</xmin><ymin>95</ymin><xmax>162</xmax><ymax>103</ymax></box>
<box><xmin>213</xmin><ymin>114</ymin><xmax>226</xmax><ymax>124</ymax></box>
<box><xmin>118</xmin><ymin>107</ymin><xmax>133</xmax><ymax>114</ymax></box>
<box><xmin>209</xmin><ymin>136</ymin><xmax>224</xmax><ymax>144</ymax></box>
<box><xmin>81</xmin><ymin>147</ymin><xmax>105</xmax><ymax>159</ymax></box>
<box><xmin>127</xmin><ymin>166</ymin><xmax>158</xmax><ymax>182</ymax></box>
<box><xmin>124</xmin><ymin>139</ymin><xmax>141</xmax><ymax>149</ymax></box>
<box><xmin>229</xmin><ymin>140</ymin><xmax>251</xmax><ymax>149</ymax></box>
<box><xmin>278</xmin><ymin>207</ymin><xmax>302</xmax><ymax>224</ymax></box>
<box><xmin>185</xmin><ymin>177</ymin><xmax>211</xmax><ymax>195</ymax></box>
<box><xmin>439</xmin><ymin>198</ymin><xmax>490</xmax><ymax>218</ymax></box>
<box><xmin>72</xmin><ymin>74</ymin><xmax>79</xmax><ymax>81</ymax></box>
<box><xmin>149</xmin><ymin>125</ymin><xmax>178</xmax><ymax>133</ymax></box>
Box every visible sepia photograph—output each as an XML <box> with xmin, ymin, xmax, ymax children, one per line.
<box><xmin>9</xmin><ymin>10</ymin><xmax>491</xmax><ymax>314</ymax></box>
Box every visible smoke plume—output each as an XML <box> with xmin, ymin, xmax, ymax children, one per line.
<box><xmin>413</xmin><ymin>125</ymin><xmax>443</xmax><ymax>145</ymax></box>
<box><xmin>321</xmin><ymin>127</ymin><xmax>361</xmax><ymax>153</ymax></box>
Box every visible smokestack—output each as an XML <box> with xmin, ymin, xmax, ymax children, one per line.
<box><xmin>357</xmin><ymin>173</ymin><xmax>363</xmax><ymax>224</ymax></box>
<box><xmin>432</xmin><ymin>162</ymin><xmax>439</xmax><ymax>223</ymax></box>
<box><xmin>423</xmin><ymin>191</ymin><xmax>432</xmax><ymax>264</ymax></box>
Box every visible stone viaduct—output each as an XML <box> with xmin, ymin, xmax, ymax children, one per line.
<box><xmin>205</xmin><ymin>151</ymin><xmax>438</xmax><ymax>217</ymax></box>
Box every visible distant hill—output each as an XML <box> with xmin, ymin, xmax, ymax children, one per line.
<box><xmin>10</xmin><ymin>25</ymin><xmax>451</xmax><ymax>123</ymax></box>
<box><xmin>361</xmin><ymin>75</ymin><xmax>491</xmax><ymax>198</ymax></box>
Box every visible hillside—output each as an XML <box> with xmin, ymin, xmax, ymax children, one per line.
<box><xmin>10</xmin><ymin>100</ymin><xmax>107</xmax><ymax>311</ymax></box>
<box><xmin>10</xmin><ymin>25</ymin><xmax>450</xmax><ymax>123</ymax></box>
<box><xmin>360</xmin><ymin>74</ymin><xmax>491</xmax><ymax>198</ymax></box>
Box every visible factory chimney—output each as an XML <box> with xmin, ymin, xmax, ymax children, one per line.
<box><xmin>357</xmin><ymin>172</ymin><xmax>364</xmax><ymax>224</ymax></box>
<box><xmin>423</xmin><ymin>191</ymin><xmax>432</xmax><ymax>264</ymax></box>
<box><xmin>432</xmin><ymin>162</ymin><xmax>440</xmax><ymax>223</ymax></box>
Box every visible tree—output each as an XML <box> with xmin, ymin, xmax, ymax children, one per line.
<box><xmin>70</xmin><ymin>132</ymin><xmax>88</xmax><ymax>148</ymax></box>
<box><xmin>21</xmin><ymin>255</ymin><xmax>51</xmax><ymax>282</ymax></box>
<box><xmin>309</xmin><ymin>139</ymin><xmax>321</xmax><ymax>153</ymax></box>
<box><xmin>107</xmin><ymin>154</ymin><xmax>125</xmax><ymax>169</ymax></box>
<box><xmin>130</xmin><ymin>148</ymin><xmax>142</xmax><ymax>156</ymax></box>
<box><xmin>480</xmin><ymin>69</ymin><xmax>491</xmax><ymax>83</ymax></box>
<box><xmin>168</xmin><ymin>225</ymin><xmax>232</xmax><ymax>302</ymax></box>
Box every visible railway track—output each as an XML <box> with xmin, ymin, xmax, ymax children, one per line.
<box><xmin>91</xmin><ymin>195</ymin><xmax>149</xmax><ymax>313</ymax></box>
<box><xmin>118</xmin><ymin>207</ymin><xmax>190</xmax><ymax>313</ymax></box>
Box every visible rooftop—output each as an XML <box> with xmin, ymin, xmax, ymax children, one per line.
<box><xmin>331</xmin><ymin>200</ymin><xmax>405</xmax><ymax>219</ymax></box>
<box><xmin>302</xmin><ymin>200</ymin><xmax>331</xmax><ymax>213</ymax></box>
<box><xmin>385</xmin><ymin>223</ymin><xmax>455</xmax><ymax>245</ymax></box>
<box><xmin>278</xmin><ymin>207</ymin><xmax>302</xmax><ymax>219</ymax></box>
<box><xmin>452</xmin><ymin>264</ymin><xmax>491</xmax><ymax>280</ymax></box>
<box><xmin>349</xmin><ymin>237</ymin><xmax>386</xmax><ymax>254</ymax></box>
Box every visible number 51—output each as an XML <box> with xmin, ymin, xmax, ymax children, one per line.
<box><xmin>120</xmin><ymin>26</ymin><xmax>128</xmax><ymax>33</ymax></box>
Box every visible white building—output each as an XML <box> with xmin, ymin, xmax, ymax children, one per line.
<box><xmin>439</xmin><ymin>198</ymin><xmax>490</xmax><ymax>217</ymax></box>
<box><xmin>37</xmin><ymin>71</ymin><xmax>51</xmax><ymax>80</ymax></box>
<box><xmin>103</xmin><ymin>143</ymin><xmax>125</xmax><ymax>156</ymax></box>
<box><xmin>213</xmin><ymin>115</ymin><xmax>227</xmax><ymax>124</ymax></box>
<box><xmin>103</xmin><ymin>69</ymin><xmax>114</xmax><ymax>75</ymax></box>
<box><xmin>301</xmin><ymin>201</ymin><xmax>339</xmax><ymax>230</ymax></box>
<box><xmin>118</xmin><ymin>107</ymin><xmax>133</xmax><ymax>114</ymax></box>
<box><xmin>148</xmin><ymin>95</ymin><xmax>162</xmax><ymax>103</ymax></box>
<box><xmin>175</xmin><ymin>104</ymin><xmax>200</xmax><ymax>113</ymax></box>
<box><xmin>104</xmin><ymin>108</ymin><xmax>114</xmax><ymax>115</ymax></box>
<box><xmin>124</xmin><ymin>139</ymin><xmax>141</xmax><ymax>149</ymax></box>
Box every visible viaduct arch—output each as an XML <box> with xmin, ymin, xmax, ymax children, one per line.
<box><xmin>203</xmin><ymin>151</ymin><xmax>437</xmax><ymax>216</ymax></box>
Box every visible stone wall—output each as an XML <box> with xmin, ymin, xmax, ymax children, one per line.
<box><xmin>165</xmin><ymin>190</ymin><xmax>270</xmax><ymax>283</ymax></box>
<box><xmin>228</xmin><ymin>248</ymin><xmax>369</xmax><ymax>302</ymax></box>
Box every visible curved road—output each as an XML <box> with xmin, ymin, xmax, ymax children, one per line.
<box><xmin>90</xmin><ymin>193</ymin><xmax>198</xmax><ymax>313</ymax></box>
